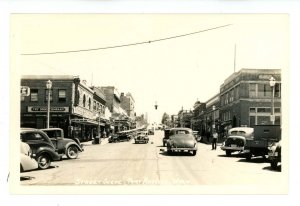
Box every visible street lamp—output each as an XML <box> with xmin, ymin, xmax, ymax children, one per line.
<box><xmin>46</xmin><ymin>80</ymin><xmax>52</xmax><ymax>128</ymax></box>
<box><xmin>212</xmin><ymin>105</ymin><xmax>216</xmax><ymax>130</ymax></box>
<box><xmin>269</xmin><ymin>76</ymin><xmax>276</xmax><ymax>125</ymax></box>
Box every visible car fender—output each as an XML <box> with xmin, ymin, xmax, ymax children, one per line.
<box><xmin>35</xmin><ymin>147</ymin><xmax>61</xmax><ymax>161</ymax></box>
<box><xmin>64</xmin><ymin>142</ymin><xmax>83</xmax><ymax>153</ymax></box>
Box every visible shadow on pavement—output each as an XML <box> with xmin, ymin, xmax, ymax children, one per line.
<box><xmin>156</xmin><ymin>145</ymin><xmax>165</xmax><ymax>148</ymax></box>
<box><xmin>218</xmin><ymin>153</ymin><xmax>247</xmax><ymax>158</ymax></box>
<box><xmin>237</xmin><ymin>157</ymin><xmax>268</xmax><ymax>164</ymax></box>
<box><xmin>263</xmin><ymin>165</ymin><xmax>282</xmax><ymax>172</ymax></box>
<box><xmin>159</xmin><ymin>151</ymin><xmax>195</xmax><ymax>157</ymax></box>
<box><xmin>20</xmin><ymin>176</ymin><xmax>35</xmax><ymax>181</ymax></box>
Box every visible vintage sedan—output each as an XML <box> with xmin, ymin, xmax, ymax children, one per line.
<box><xmin>41</xmin><ymin>128</ymin><xmax>83</xmax><ymax>159</ymax></box>
<box><xmin>20</xmin><ymin>128</ymin><xmax>62</xmax><ymax>169</ymax></box>
<box><xmin>220</xmin><ymin>127</ymin><xmax>254</xmax><ymax>156</ymax></box>
<box><xmin>20</xmin><ymin>142</ymin><xmax>38</xmax><ymax>172</ymax></box>
<box><xmin>166</xmin><ymin>128</ymin><xmax>197</xmax><ymax>155</ymax></box>
<box><xmin>134</xmin><ymin>131</ymin><xmax>149</xmax><ymax>144</ymax></box>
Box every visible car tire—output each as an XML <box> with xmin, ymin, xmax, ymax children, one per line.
<box><xmin>163</xmin><ymin>142</ymin><xmax>165</xmax><ymax>147</ymax></box>
<box><xmin>226</xmin><ymin>150</ymin><xmax>231</xmax><ymax>156</ymax></box>
<box><xmin>192</xmin><ymin>151</ymin><xmax>197</xmax><ymax>156</ymax></box>
<box><xmin>270</xmin><ymin>161</ymin><xmax>278</xmax><ymax>169</ymax></box>
<box><xmin>246</xmin><ymin>153</ymin><xmax>252</xmax><ymax>161</ymax></box>
<box><xmin>66</xmin><ymin>145</ymin><xmax>79</xmax><ymax>159</ymax></box>
<box><xmin>37</xmin><ymin>153</ymin><xmax>51</xmax><ymax>169</ymax></box>
<box><xmin>167</xmin><ymin>149</ymin><xmax>173</xmax><ymax>155</ymax></box>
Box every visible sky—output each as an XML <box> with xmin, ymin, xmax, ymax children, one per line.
<box><xmin>11</xmin><ymin>13</ymin><xmax>289</xmax><ymax>123</ymax></box>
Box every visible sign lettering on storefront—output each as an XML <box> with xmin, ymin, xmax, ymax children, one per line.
<box><xmin>28</xmin><ymin>106</ymin><xmax>69</xmax><ymax>113</ymax></box>
<box><xmin>258</xmin><ymin>74</ymin><xmax>273</xmax><ymax>80</ymax></box>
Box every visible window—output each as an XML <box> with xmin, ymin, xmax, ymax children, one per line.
<box><xmin>249</xmin><ymin>108</ymin><xmax>256</xmax><ymax>113</ymax></box>
<box><xmin>275</xmin><ymin>83</ymin><xmax>281</xmax><ymax>97</ymax></box>
<box><xmin>229</xmin><ymin>89</ymin><xmax>234</xmax><ymax>102</ymax></box>
<box><xmin>88</xmin><ymin>98</ymin><xmax>91</xmax><ymax>109</ymax></box>
<box><xmin>235</xmin><ymin>85</ymin><xmax>239</xmax><ymax>100</ymax></box>
<box><xmin>258</xmin><ymin>84</ymin><xmax>271</xmax><ymax>97</ymax></box>
<box><xmin>93</xmin><ymin>100</ymin><xmax>97</xmax><ymax>111</ymax></box>
<box><xmin>249</xmin><ymin>83</ymin><xmax>256</xmax><ymax>98</ymax></box>
<box><xmin>30</xmin><ymin>89</ymin><xmax>38</xmax><ymax>102</ymax></box>
<box><xmin>257</xmin><ymin>107</ymin><xmax>271</xmax><ymax>113</ymax></box>
<box><xmin>45</xmin><ymin>89</ymin><xmax>53</xmax><ymax>101</ymax></box>
<box><xmin>275</xmin><ymin>108</ymin><xmax>281</xmax><ymax>113</ymax></box>
<box><xmin>83</xmin><ymin>94</ymin><xmax>86</xmax><ymax>107</ymax></box>
<box><xmin>58</xmin><ymin>89</ymin><xmax>66</xmax><ymax>102</ymax></box>
<box><xmin>21</xmin><ymin>95</ymin><xmax>25</xmax><ymax>101</ymax></box>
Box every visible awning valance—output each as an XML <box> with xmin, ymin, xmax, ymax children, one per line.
<box><xmin>71</xmin><ymin>118</ymin><xmax>105</xmax><ymax>126</ymax></box>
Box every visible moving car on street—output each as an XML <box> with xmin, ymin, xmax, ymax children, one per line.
<box><xmin>41</xmin><ymin>128</ymin><xmax>84</xmax><ymax>159</ymax></box>
<box><xmin>20</xmin><ymin>128</ymin><xmax>62</xmax><ymax>169</ymax></box>
<box><xmin>20</xmin><ymin>142</ymin><xmax>38</xmax><ymax>172</ymax></box>
<box><xmin>134</xmin><ymin>131</ymin><xmax>149</xmax><ymax>144</ymax></box>
<box><xmin>220</xmin><ymin>127</ymin><xmax>254</xmax><ymax>156</ymax></box>
<box><xmin>166</xmin><ymin>128</ymin><xmax>197</xmax><ymax>156</ymax></box>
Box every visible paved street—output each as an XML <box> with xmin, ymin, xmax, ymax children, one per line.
<box><xmin>21</xmin><ymin>130</ymin><xmax>284</xmax><ymax>186</ymax></box>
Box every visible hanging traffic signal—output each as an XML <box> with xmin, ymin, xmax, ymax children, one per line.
<box><xmin>155</xmin><ymin>101</ymin><xmax>158</xmax><ymax>110</ymax></box>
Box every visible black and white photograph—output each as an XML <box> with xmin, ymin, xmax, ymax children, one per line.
<box><xmin>1</xmin><ymin>0</ymin><xmax>300</xmax><ymax>206</ymax></box>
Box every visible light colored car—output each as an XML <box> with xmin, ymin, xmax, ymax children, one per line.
<box><xmin>20</xmin><ymin>142</ymin><xmax>38</xmax><ymax>172</ymax></box>
<box><xmin>220</xmin><ymin>127</ymin><xmax>254</xmax><ymax>156</ymax></box>
<box><xmin>166</xmin><ymin>128</ymin><xmax>197</xmax><ymax>155</ymax></box>
<box><xmin>134</xmin><ymin>131</ymin><xmax>149</xmax><ymax>144</ymax></box>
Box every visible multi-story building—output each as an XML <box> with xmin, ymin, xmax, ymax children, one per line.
<box><xmin>21</xmin><ymin>75</ymin><xmax>104</xmax><ymax>141</ymax></box>
<box><xmin>219</xmin><ymin>68</ymin><xmax>281</xmax><ymax>129</ymax></box>
<box><xmin>120</xmin><ymin>92</ymin><xmax>135</xmax><ymax>119</ymax></box>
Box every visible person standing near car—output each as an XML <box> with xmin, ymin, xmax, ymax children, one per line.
<box><xmin>212</xmin><ymin>130</ymin><xmax>218</xmax><ymax>150</ymax></box>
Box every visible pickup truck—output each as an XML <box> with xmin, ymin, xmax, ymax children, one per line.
<box><xmin>41</xmin><ymin>128</ymin><xmax>84</xmax><ymax>159</ymax></box>
<box><xmin>244</xmin><ymin>125</ymin><xmax>281</xmax><ymax>161</ymax></box>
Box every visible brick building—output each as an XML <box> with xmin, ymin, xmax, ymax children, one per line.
<box><xmin>219</xmin><ymin>69</ymin><xmax>281</xmax><ymax>129</ymax></box>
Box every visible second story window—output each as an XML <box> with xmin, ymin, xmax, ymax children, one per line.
<box><xmin>249</xmin><ymin>83</ymin><xmax>256</xmax><ymax>98</ymax></box>
<box><xmin>30</xmin><ymin>89</ymin><xmax>38</xmax><ymax>102</ymax></box>
<box><xmin>83</xmin><ymin>94</ymin><xmax>86</xmax><ymax>107</ymax></box>
<box><xmin>58</xmin><ymin>89</ymin><xmax>66</xmax><ymax>102</ymax></box>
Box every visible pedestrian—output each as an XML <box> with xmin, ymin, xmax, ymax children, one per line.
<box><xmin>212</xmin><ymin>130</ymin><xmax>218</xmax><ymax>150</ymax></box>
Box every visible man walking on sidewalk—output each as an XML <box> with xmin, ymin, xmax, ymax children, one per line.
<box><xmin>212</xmin><ymin>130</ymin><xmax>218</xmax><ymax>150</ymax></box>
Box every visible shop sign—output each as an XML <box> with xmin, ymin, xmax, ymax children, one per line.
<box><xmin>28</xmin><ymin>106</ymin><xmax>69</xmax><ymax>113</ymax></box>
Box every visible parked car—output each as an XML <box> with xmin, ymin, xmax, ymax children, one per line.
<box><xmin>166</xmin><ymin>128</ymin><xmax>197</xmax><ymax>155</ymax></box>
<box><xmin>268</xmin><ymin>140</ymin><xmax>281</xmax><ymax>169</ymax></box>
<box><xmin>220</xmin><ymin>127</ymin><xmax>254</xmax><ymax>156</ymax></box>
<box><xmin>41</xmin><ymin>128</ymin><xmax>83</xmax><ymax>159</ymax></box>
<box><xmin>193</xmin><ymin>131</ymin><xmax>202</xmax><ymax>142</ymax></box>
<box><xmin>134</xmin><ymin>131</ymin><xmax>149</xmax><ymax>144</ymax></box>
<box><xmin>108</xmin><ymin>134</ymin><xmax>119</xmax><ymax>143</ymax></box>
<box><xmin>20</xmin><ymin>128</ymin><xmax>62</xmax><ymax>169</ymax></box>
<box><xmin>20</xmin><ymin>142</ymin><xmax>38</xmax><ymax>172</ymax></box>
<box><xmin>162</xmin><ymin>128</ymin><xmax>171</xmax><ymax>146</ymax></box>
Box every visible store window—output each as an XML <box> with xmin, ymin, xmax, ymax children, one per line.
<box><xmin>88</xmin><ymin>98</ymin><xmax>91</xmax><ymax>110</ymax></box>
<box><xmin>58</xmin><ymin>89</ymin><xmax>66</xmax><ymax>102</ymax></box>
<box><xmin>30</xmin><ymin>89</ymin><xmax>38</xmax><ymax>102</ymax></box>
<box><xmin>257</xmin><ymin>107</ymin><xmax>271</xmax><ymax>113</ymax></box>
<box><xmin>275</xmin><ymin>83</ymin><xmax>281</xmax><ymax>97</ymax></box>
<box><xmin>249</xmin><ymin>107</ymin><xmax>256</xmax><ymax>113</ymax></box>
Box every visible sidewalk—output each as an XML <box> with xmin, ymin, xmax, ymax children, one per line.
<box><xmin>81</xmin><ymin>138</ymin><xmax>109</xmax><ymax>146</ymax></box>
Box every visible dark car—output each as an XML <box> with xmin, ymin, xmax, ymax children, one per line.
<box><xmin>41</xmin><ymin>128</ymin><xmax>83</xmax><ymax>159</ymax></box>
<box><xmin>166</xmin><ymin>128</ymin><xmax>197</xmax><ymax>155</ymax></box>
<box><xmin>108</xmin><ymin>132</ymin><xmax>131</xmax><ymax>143</ymax></box>
<box><xmin>162</xmin><ymin>128</ymin><xmax>171</xmax><ymax>146</ymax></box>
<box><xmin>220</xmin><ymin>127</ymin><xmax>254</xmax><ymax>156</ymax></box>
<box><xmin>268</xmin><ymin>140</ymin><xmax>281</xmax><ymax>169</ymax></box>
<box><xmin>20</xmin><ymin>128</ymin><xmax>62</xmax><ymax>169</ymax></box>
<box><xmin>134</xmin><ymin>131</ymin><xmax>149</xmax><ymax>144</ymax></box>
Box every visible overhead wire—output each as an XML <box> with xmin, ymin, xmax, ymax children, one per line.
<box><xmin>21</xmin><ymin>24</ymin><xmax>232</xmax><ymax>56</ymax></box>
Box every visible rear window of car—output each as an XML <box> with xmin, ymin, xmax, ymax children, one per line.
<box><xmin>21</xmin><ymin>132</ymin><xmax>48</xmax><ymax>142</ymax></box>
<box><xmin>231</xmin><ymin>131</ymin><xmax>246</xmax><ymax>135</ymax></box>
<box><xmin>170</xmin><ymin>130</ymin><xmax>190</xmax><ymax>135</ymax></box>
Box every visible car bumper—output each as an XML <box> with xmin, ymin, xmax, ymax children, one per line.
<box><xmin>170</xmin><ymin>147</ymin><xmax>197</xmax><ymax>151</ymax></box>
<box><xmin>135</xmin><ymin>139</ymin><xmax>148</xmax><ymax>143</ymax></box>
<box><xmin>220</xmin><ymin>146</ymin><xmax>244</xmax><ymax>151</ymax></box>
<box><xmin>268</xmin><ymin>151</ymin><xmax>281</xmax><ymax>160</ymax></box>
<box><xmin>21</xmin><ymin>156</ymin><xmax>38</xmax><ymax>172</ymax></box>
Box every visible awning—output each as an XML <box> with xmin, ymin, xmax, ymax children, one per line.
<box><xmin>71</xmin><ymin>118</ymin><xmax>105</xmax><ymax>126</ymax></box>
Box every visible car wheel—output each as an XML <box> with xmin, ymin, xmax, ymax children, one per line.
<box><xmin>226</xmin><ymin>150</ymin><xmax>231</xmax><ymax>156</ymax></box>
<box><xmin>167</xmin><ymin>149</ymin><xmax>173</xmax><ymax>155</ymax></box>
<box><xmin>246</xmin><ymin>153</ymin><xmax>252</xmax><ymax>161</ymax></box>
<box><xmin>37</xmin><ymin>153</ymin><xmax>51</xmax><ymax>169</ymax></box>
<box><xmin>66</xmin><ymin>145</ymin><xmax>79</xmax><ymax>159</ymax></box>
<box><xmin>270</xmin><ymin>161</ymin><xmax>278</xmax><ymax>169</ymax></box>
<box><xmin>192</xmin><ymin>151</ymin><xmax>197</xmax><ymax>156</ymax></box>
